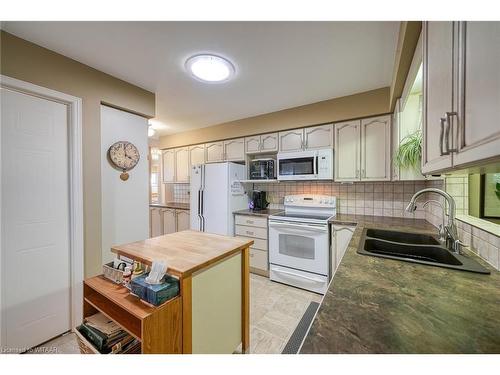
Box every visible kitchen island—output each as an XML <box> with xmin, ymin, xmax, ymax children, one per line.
<box><xmin>83</xmin><ymin>230</ymin><xmax>253</xmax><ymax>354</ymax></box>
<box><xmin>300</xmin><ymin>215</ymin><xmax>500</xmax><ymax>354</ymax></box>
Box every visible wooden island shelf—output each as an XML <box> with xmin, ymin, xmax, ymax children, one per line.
<box><xmin>79</xmin><ymin>230</ymin><xmax>253</xmax><ymax>354</ymax></box>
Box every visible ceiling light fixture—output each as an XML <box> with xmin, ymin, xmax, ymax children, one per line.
<box><xmin>185</xmin><ymin>54</ymin><xmax>235</xmax><ymax>83</ymax></box>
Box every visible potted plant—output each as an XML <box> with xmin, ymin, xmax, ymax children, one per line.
<box><xmin>395</xmin><ymin>130</ymin><xmax>422</xmax><ymax>171</ymax></box>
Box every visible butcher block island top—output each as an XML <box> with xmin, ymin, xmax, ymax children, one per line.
<box><xmin>111</xmin><ymin>230</ymin><xmax>254</xmax><ymax>278</ymax></box>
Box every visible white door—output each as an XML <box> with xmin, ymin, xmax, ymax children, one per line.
<box><xmin>361</xmin><ymin>116</ymin><xmax>391</xmax><ymax>181</ymax></box>
<box><xmin>260</xmin><ymin>133</ymin><xmax>278</xmax><ymax>153</ymax></box>
<box><xmin>304</xmin><ymin>124</ymin><xmax>333</xmax><ymax>150</ymax></box>
<box><xmin>422</xmin><ymin>21</ymin><xmax>455</xmax><ymax>174</ymax></box>
<box><xmin>334</xmin><ymin>120</ymin><xmax>360</xmax><ymax>181</ymax></box>
<box><xmin>175</xmin><ymin>147</ymin><xmax>190</xmax><ymax>183</ymax></box>
<box><xmin>150</xmin><ymin>207</ymin><xmax>163</xmax><ymax>237</ymax></box>
<box><xmin>162</xmin><ymin>208</ymin><xmax>177</xmax><ymax>234</ymax></box>
<box><xmin>245</xmin><ymin>136</ymin><xmax>261</xmax><ymax>154</ymax></box>
<box><xmin>162</xmin><ymin>149</ymin><xmax>175</xmax><ymax>182</ymax></box>
<box><xmin>1</xmin><ymin>87</ymin><xmax>71</xmax><ymax>349</ymax></box>
<box><xmin>176</xmin><ymin>210</ymin><xmax>190</xmax><ymax>232</ymax></box>
<box><xmin>224</xmin><ymin>138</ymin><xmax>245</xmax><ymax>161</ymax></box>
<box><xmin>189</xmin><ymin>144</ymin><xmax>205</xmax><ymax>166</ymax></box>
<box><xmin>454</xmin><ymin>21</ymin><xmax>500</xmax><ymax>167</ymax></box>
<box><xmin>279</xmin><ymin>129</ymin><xmax>304</xmax><ymax>152</ymax></box>
<box><xmin>205</xmin><ymin>142</ymin><xmax>224</xmax><ymax>163</ymax></box>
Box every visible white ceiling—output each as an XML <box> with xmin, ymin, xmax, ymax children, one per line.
<box><xmin>2</xmin><ymin>21</ymin><xmax>399</xmax><ymax>136</ymax></box>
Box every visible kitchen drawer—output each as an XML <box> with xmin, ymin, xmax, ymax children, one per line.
<box><xmin>250</xmin><ymin>248</ymin><xmax>268</xmax><ymax>271</ymax></box>
<box><xmin>235</xmin><ymin>225</ymin><xmax>267</xmax><ymax>239</ymax></box>
<box><xmin>235</xmin><ymin>215</ymin><xmax>268</xmax><ymax>228</ymax></box>
<box><xmin>237</xmin><ymin>236</ymin><xmax>267</xmax><ymax>251</ymax></box>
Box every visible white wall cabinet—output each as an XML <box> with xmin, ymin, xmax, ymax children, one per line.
<box><xmin>175</xmin><ymin>147</ymin><xmax>190</xmax><ymax>183</ymax></box>
<box><xmin>162</xmin><ymin>149</ymin><xmax>175</xmax><ymax>183</ymax></box>
<box><xmin>176</xmin><ymin>210</ymin><xmax>190</xmax><ymax>232</ymax></box>
<box><xmin>223</xmin><ymin>138</ymin><xmax>245</xmax><ymax>161</ymax></box>
<box><xmin>245</xmin><ymin>133</ymin><xmax>278</xmax><ymax>154</ymax></box>
<box><xmin>279</xmin><ymin>125</ymin><xmax>333</xmax><ymax>152</ymax></box>
<box><xmin>205</xmin><ymin>141</ymin><xmax>224</xmax><ymax>163</ymax></box>
<box><xmin>361</xmin><ymin>116</ymin><xmax>391</xmax><ymax>181</ymax></box>
<box><xmin>304</xmin><ymin>124</ymin><xmax>334</xmax><ymax>150</ymax></box>
<box><xmin>278</xmin><ymin>129</ymin><xmax>304</xmax><ymax>152</ymax></box>
<box><xmin>335</xmin><ymin>116</ymin><xmax>391</xmax><ymax>182</ymax></box>
<box><xmin>422</xmin><ymin>21</ymin><xmax>500</xmax><ymax>174</ymax></box>
<box><xmin>334</xmin><ymin>120</ymin><xmax>361</xmax><ymax>181</ymax></box>
<box><xmin>189</xmin><ymin>144</ymin><xmax>205</xmax><ymax>166</ymax></box>
<box><xmin>331</xmin><ymin>225</ymin><xmax>355</xmax><ymax>276</ymax></box>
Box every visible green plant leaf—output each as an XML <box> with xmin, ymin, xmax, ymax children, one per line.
<box><xmin>395</xmin><ymin>130</ymin><xmax>422</xmax><ymax>170</ymax></box>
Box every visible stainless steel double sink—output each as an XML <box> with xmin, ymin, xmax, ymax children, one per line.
<box><xmin>357</xmin><ymin>228</ymin><xmax>490</xmax><ymax>274</ymax></box>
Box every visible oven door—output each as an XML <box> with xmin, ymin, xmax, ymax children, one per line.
<box><xmin>277</xmin><ymin>151</ymin><xmax>317</xmax><ymax>180</ymax></box>
<box><xmin>269</xmin><ymin>220</ymin><xmax>329</xmax><ymax>275</ymax></box>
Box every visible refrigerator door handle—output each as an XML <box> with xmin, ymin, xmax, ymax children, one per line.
<box><xmin>200</xmin><ymin>190</ymin><xmax>205</xmax><ymax>231</ymax></box>
<box><xmin>197</xmin><ymin>190</ymin><xmax>202</xmax><ymax>231</ymax></box>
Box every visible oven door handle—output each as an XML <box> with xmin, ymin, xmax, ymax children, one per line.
<box><xmin>273</xmin><ymin>268</ymin><xmax>325</xmax><ymax>283</ymax></box>
<box><xmin>269</xmin><ymin>221</ymin><xmax>328</xmax><ymax>232</ymax></box>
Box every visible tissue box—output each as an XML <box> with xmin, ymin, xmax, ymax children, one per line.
<box><xmin>130</xmin><ymin>273</ymin><xmax>179</xmax><ymax>306</ymax></box>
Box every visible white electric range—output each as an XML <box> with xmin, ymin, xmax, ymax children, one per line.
<box><xmin>268</xmin><ymin>194</ymin><xmax>336</xmax><ymax>294</ymax></box>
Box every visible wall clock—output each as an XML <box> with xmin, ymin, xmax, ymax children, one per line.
<box><xmin>107</xmin><ymin>141</ymin><xmax>140</xmax><ymax>181</ymax></box>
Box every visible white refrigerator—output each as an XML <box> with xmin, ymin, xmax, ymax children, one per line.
<box><xmin>190</xmin><ymin>162</ymin><xmax>249</xmax><ymax>236</ymax></box>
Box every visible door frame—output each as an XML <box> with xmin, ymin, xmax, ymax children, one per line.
<box><xmin>0</xmin><ymin>75</ymin><xmax>84</xmax><ymax>347</ymax></box>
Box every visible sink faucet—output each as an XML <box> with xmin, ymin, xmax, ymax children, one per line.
<box><xmin>405</xmin><ymin>188</ymin><xmax>463</xmax><ymax>254</ymax></box>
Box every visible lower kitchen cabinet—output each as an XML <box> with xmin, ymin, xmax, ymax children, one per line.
<box><xmin>150</xmin><ymin>206</ymin><xmax>190</xmax><ymax>237</ymax></box>
<box><xmin>234</xmin><ymin>214</ymin><xmax>269</xmax><ymax>276</ymax></box>
<box><xmin>331</xmin><ymin>224</ymin><xmax>355</xmax><ymax>276</ymax></box>
<box><xmin>176</xmin><ymin>210</ymin><xmax>190</xmax><ymax>231</ymax></box>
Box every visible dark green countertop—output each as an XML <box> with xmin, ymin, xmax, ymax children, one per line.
<box><xmin>300</xmin><ymin>215</ymin><xmax>500</xmax><ymax>354</ymax></box>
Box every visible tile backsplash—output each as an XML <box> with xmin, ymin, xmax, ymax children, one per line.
<box><xmin>172</xmin><ymin>184</ymin><xmax>190</xmax><ymax>203</ymax></box>
<box><xmin>251</xmin><ymin>180</ymin><xmax>428</xmax><ymax>219</ymax></box>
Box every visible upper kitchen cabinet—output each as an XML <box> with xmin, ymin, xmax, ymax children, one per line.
<box><xmin>303</xmin><ymin>124</ymin><xmax>334</xmax><ymax>150</ymax></box>
<box><xmin>205</xmin><ymin>141</ymin><xmax>224</xmax><ymax>163</ymax></box>
<box><xmin>422</xmin><ymin>21</ymin><xmax>456</xmax><ymax>174</ymax></box>
<box><xmin>189</xmin><ymin>144</ymin><xmax>205</xmax><ymax>166</ymax></box>
<box><xmin>453</xmin><ymin>22</ymin><xmax>500</xmax><ymax>167</ymax></box>
<box><xmin>175</xmin><ymin>147</ymin><xmax>190</xmax><ymax>183</ymax></box>
<box><xmin>279</xmin><ymin>129</ymin><xmax>304</xmax><ymax>152</ymax></box>
<box><xmin>422</xmin><ymin>21</ymin><xmax>500</xmax><ymax>174</ymax></box>
<box><xmin>361</xmin><ymin>116</ymin><xmax>391</xmax><ymax>181</ymax></box>
<box><xmin>223</xmin><ymin>138</ymin><xmax>245</xmax><ymax>161</ymax></box>
<box><xmin>245</xmin><ymin>133</ymin><xmax>278</xmax><ymax>154</ymax></box>
<box><xmin>279</xmin><ymin>125</ymin><xmax>333</xmax><ymax>152</ymax></box>
<box><xmin>334</xmin><ymin>120</ymin><xmax>360</xmax><ymax>181</ymax></box>
<box><xmin>162</xmin><ymin>149</ymin><xmax>175</xmax><ymax>183</ymax></box>
<box><xmin>334</xmin><ymin>116</ymin><xmax>391</xmax><ymax>182</ymax></box>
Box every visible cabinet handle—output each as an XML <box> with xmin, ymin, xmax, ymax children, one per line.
<box><xmin>361</xmin><ymin>169</ymin><xmax>366</xmax><ymax>178</ymax></box>
<box><xmin>249</xmin><ymin>253</ymin><xmax>254</xmax><ymax>258</ymax></box>
<box><xmin>246</xmin><ymin>230</ymin><xmax>254</xmax><ymax>236</ymax></box>
<box><xmin>259</xmin><ymin>141</ymin><xmax>262</xmax><ymax>151</ymax></box>
<box><xmin>439</xmin><ymin>117</ymin><xmax>447</xmax><ymax>156</ymax></box>
<box><xmin>246</xmin><ymin>220</ymin><xmax>254</xmax><ymax>224</ymax></box>
<box><xmin>356</xmin><ymin>169</ymin><xmax>360</xmax><ymax>178</ymax></box>
<box><xmin>445</xmin><ymin>111</ymin><xmax>458</xmax><ymax>153</ymax></box>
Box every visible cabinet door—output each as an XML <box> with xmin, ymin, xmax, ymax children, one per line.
<box><xmin>260</xmin><ymin>133</ymin><xmax>278</xmax><ymax>152</ymax></box>
<box><xmin>150</xmin><ymin>208</ymin><xmax>163</xmax><ymax>238</ymax></box>
<box><xmin>454</xmin><ymin>21</ymin><xmax>500</xmax><ymax>167</ymax></box>
<box><xmin>278</xmin><ymin>129</ymin><xmax>304</xmax><ymax>152</ymax></box>
<box><xmin>304</xmin><ymin>124</ymin><xmax>333</xmax><ymax>150</ymax></box>
<box><xmin>175</xmin><ymin>210</ymin><xmax>190</xmax><ymax>232</ymax></box>
<box><xmin>189</xmin><ymin>144</ymin><xmax>205</xmax><ymax>166</ymax></box>
<box><xmin>162</xmin><ymin>149</ymin><xmax>175</xmax><ymax>183</ymax></box>
<box><xmin>162</xmin><ymin>208</ymin><xmax>177</xmax><ymax>234</ymax></box>
<box><xmin>334</xmin><ymin>121</ymin><xmax>360</xmax><ymax>181</ymax></box>
<box><xmin>205</xmin><ymin>141</ymin><xmax>224</xmax><ymax>163</ymax></box>
<box><xmin>224</xmin><ymin>138</ymin><xmax>245</xmax><ymax>161</ymax></box>
<box><xmin>422</xmin><ymin>21</ymin><xmax>456</xmax><ymax>174</ymax></box>
<box><xmin>361</xmin><ymin>115</ymin><xmax>391</xmax><ymax>181</ymax></box>
<box><xmin>245</xmin><ymin>136</ymin><xmax>261</xmax><ymax>154</ymax></box>
<box><xmin>331</xmin><ymin>225</ymin><xmax>354</xmax><ymax>275</ymax></box>
<box><xmin>175</xmin><ymin>147</ymin><xmax>190</xmax><ymax>183</ymax></box>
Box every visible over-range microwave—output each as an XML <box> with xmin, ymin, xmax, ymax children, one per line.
<box><xmin>277</xmin><ymin>149</ymin><xmax>333</xmax><ymax>180</ymax></box>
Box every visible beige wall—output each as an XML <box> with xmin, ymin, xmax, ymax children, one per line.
<box><xmin>159</xmin><ymin>87</ymin><xmax>390</xmax><ymax>149</ymax></box>
<box><xmin>1</xmin><ymin>31</ymin><xmax>155</xmax><ymax>277</ymax></box>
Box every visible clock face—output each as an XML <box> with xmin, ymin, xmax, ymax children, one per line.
<box><xmin>108</xmin><ymin>141</ymin><xmax>140</xmax><ymax>171</ymax></box>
